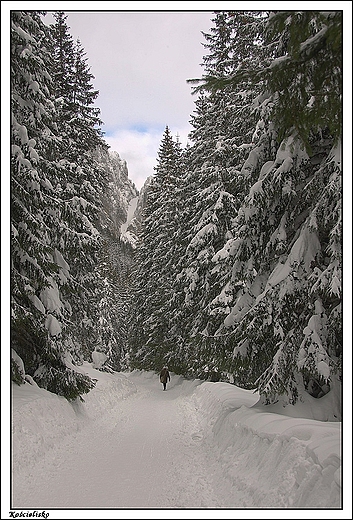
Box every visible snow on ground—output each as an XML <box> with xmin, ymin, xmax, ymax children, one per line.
<box><xmin>7</xmin><ymin>364</ymin><xmax>348</xmax><ymax>519</ymax></box>
<box><xmin>121</xmin><ymin>196</ymin><xmax>139</xmax><ymax>234</ymax></box>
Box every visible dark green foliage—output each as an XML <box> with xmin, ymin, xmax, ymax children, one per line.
<box><xmin>11</xmin><ymin>10</ymin><xmax>58</xmax><ymax>317</ymax></box>
<box><xmin>10</xmin><ymin>10</ymin><xmax>111</xmax><ymax>400</ymax></box>
<box><xmin>39</xmin><ymin>366</ymin><xmax>96</xmax><ymax>401</ymax></box>
<box><xmin>129</xmin><ymin>127</ymin><xmax>184</xmax><ymax>369</ymax></box>
<box><xmin>11</xmin><ymin>359</ymin><xmax>25</xmax><ymax>386</ymax></box>
<box><xmin>11</xmin><ymin>316</ymin><xmax>96</xmax><ymax>399</ymax></box>
<box><xmin>265</xmin><ymin>11</ymin><xmax>342</xmax><ymax>148</ymax></box>
<box><xmin>166</xmin><ymin>12</ymin><xmax>269</xmax><ymax>376</ymax></box>
<box><xmin>197</xmin><ymin>11</ymin><xmax>342</xmax><ymax>149</ymax></box>
<box><xmin>50</xmin><ymin>12</ymin><xmax>105</xmax><ymax>159</ymax></box>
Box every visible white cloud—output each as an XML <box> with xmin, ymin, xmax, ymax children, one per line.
<box><xmin>41</xmin><ymin>10</ymin><xmax>212</xmax><ymax>190</ymax></box>
<box><xmin>105</xmin><ymin>129</ymin><xmax>160</xmax><ymax>190</ymax></box>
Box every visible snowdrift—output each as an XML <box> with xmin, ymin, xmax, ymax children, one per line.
<box><xmin>192</xmin><ymin>382</ymin><xmax>341</xmax><ymax>508</ymax></box>
<box><xmin>12</xmin><ymin>367</ymin><xmax>136</xmax><ymax>476</ymax></box>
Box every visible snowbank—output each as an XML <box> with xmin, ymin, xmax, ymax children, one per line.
<box><xmin>192</xmin><ymin>382</ymin><xmax>341</xmax><ymax>508</ymax></box>
<box><xmin>12</xmin><ymin>364</ymin><xmax>136</xmax><ymax>476</ymax></box>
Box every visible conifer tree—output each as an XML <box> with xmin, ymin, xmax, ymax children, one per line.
<box><xmin>196</xmin><ymin>10</ymin><xmax>342</xmax><ymax>415</ymax></box>
<box><xmin>170</xmin><ymin>12</ymin><xmax>268</xmax><ymax>378</ymax></box>
<box><xmin>11</xmin><ymin>10</ymin><xmax>95</xmax><ymax>399</ymax></box>
<box><xmin>129</xmin><ymin>127</ymin><xmax>184</xmax><ymax>369</ymax></box>
<box><xmin>48</xmin><ymin>12</ymin><xmax>110</xmax><ymax>362</ymax></box>
<box><xmin>264</xmin><ymin>11</ymin><xmax>342</xmax><ymax>147</ymax></box>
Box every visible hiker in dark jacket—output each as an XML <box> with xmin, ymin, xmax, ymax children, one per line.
<box><xmin>160</xmin><ymin>366</ymin><xmax>170</xmax><ymax>391</ymax></box>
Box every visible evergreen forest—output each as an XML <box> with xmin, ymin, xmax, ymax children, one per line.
<box><xmin>10</xmin><ymin>11</ymin><xmax>343</xmax><ymax>419</ymax></box>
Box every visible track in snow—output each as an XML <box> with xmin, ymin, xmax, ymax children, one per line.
<box><xmin>12</xmin><ymin>372</ymin><xmax>251</xmax><ymax>509</ymax></box>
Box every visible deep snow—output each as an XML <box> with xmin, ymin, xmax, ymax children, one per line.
<box><xmin>6</xmin><ymin>363</ymin><xmax>349</xmax><ymax>518</ymax></box>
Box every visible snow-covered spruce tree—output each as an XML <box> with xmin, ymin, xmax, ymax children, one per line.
<box><xmin>200</xmin><ymin>10</ymin><xmax>342</xmax><ymax>416</ymax></box>
<box><xmin>11</xmin><ymin>11</ymin><xmax>95</xmax><ymax>400</ymax></box>
<box><xmin>188</xmin><ymin>11</ymin><xmax>269</xmax><ymax>177</ymax></box>
<box><xmin>48</xmin><ymin>12</ymin><xmax>111</xmax><ymax>365</ymax></box>
<box><xmin>264</xmin><ymin>11</ymin><xmax>342</xmax><ymax>148</ymax></box>
<box><xmin>171</xmin><ymin>12</ymin><xmax>268</xmax><ymax>379</ymax></box>
<box><xmin>129</xmin><ymin>127</ymin><xmax>184</xmax><ymax>371</ymax></box>
<box><xmin>91</xmin><ymin>241</ymin><xmax>123</xmax><ymax>373</ymax></box>
<box><xmin>171</xmin><ymin>93</ymin><xmax>240</xmax><ymax>379</ymax></box>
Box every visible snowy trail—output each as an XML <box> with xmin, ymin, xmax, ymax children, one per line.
<box><xmin>11</xmin><ymin>367</ymin><xmax>342</xmax><ymax>511</ymax></box>
<box><xmin>12</xmin><ymin>371</ymin><xmax>245</xmax><ymax>509</ymax></box>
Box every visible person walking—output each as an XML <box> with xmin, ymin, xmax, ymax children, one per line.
<box><xmin>159</xmin><ymin>366</ymin><xmax>170</xmax><ymax>391</ymax></box>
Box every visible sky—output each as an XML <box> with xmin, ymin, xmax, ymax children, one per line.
<box><xmin>8</xmin><ymin>363</ymin><xmax>346</xmax><ymax>518</ymax></box>
<box><xmin>43</xmin><ymin>7</ymin><xmax>214</xmax><ymax>190</ymax></box>
<box><xmin>4</xmin><ymin>2</ymin><xmax>351</xmax><ymax>193</ymax></box>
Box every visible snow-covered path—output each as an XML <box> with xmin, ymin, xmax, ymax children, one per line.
<box><xmin>11</xmin><ymin>365</ymin><xmax>343</xmax><ymax>513</ymax></box>
<box><xmin>12</xmin><ymin>371</ymin><xmax>242</xmax><ymax>509</ymax></box>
